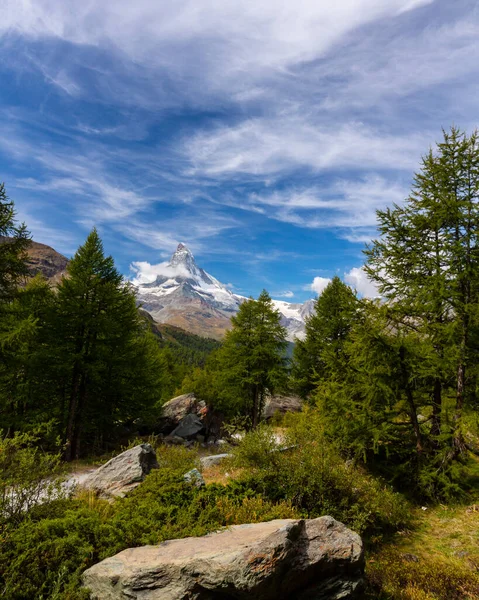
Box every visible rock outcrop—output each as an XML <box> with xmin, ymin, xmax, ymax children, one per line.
<box><xmin>82</xmin><ymin>516</ymin><xmax>364</xmax><ymax>599</ymax></box>
<box><xmin>158</xmin><ymin>393</ymin><xmax>206</xmax><ymax>433</ymax></box>
<box><xmin>81</xmin><ymin>444</ymin><xmax>158</xmax><ymax>498</ymax></box>
<box><xmin>263</xmin><ymin>394</ymin><xmax>303</xmax><ymax>420</ymax></box>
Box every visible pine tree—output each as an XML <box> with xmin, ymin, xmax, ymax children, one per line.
<box><xmin>0</xmin><ymin>183</ymin><xmax>30</xmax><ymax>302</ymax></box>
<box><xmin>365</xmin><ymin>127</ymin><xmax>479</xmax><ymax>457</ymax></box>
<box><xmin>219</xmin><ymin>290</ymin><xmax>287</xmax><ymax>427</ymax></box>
<box><xmin>0</xmin><ymin>184</ymin><xmax>38</xmax><ymax>434</ymax></box>
<box><xmin>0</xmin><ymin>277</ymin><xmax>55</xmax><ymax>434</ymax></box>
<box><xmin>52</xmin><ymin>229</ymin><xmax>162</xmax><ymax>459</ymax></box>
<box><xmin>292</xmin><ymin>276</ymin><xmax>359</xmax><ymax>398</ymax></box>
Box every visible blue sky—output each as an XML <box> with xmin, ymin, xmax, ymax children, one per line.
<box><xmin>1</xmin><ymin>0</ymin><xmax>478</xmax><ymax>301</ymax></box>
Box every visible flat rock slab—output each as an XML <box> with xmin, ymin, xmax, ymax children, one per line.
<box><xmin>199</xmin><ymin>453</ymin><xmax>232</xmax><ymax>469</ymax></box>
<box><xmin>81</xmin><ymin>444</ymin><xmax>158</xmax><ymax>499</ymax></box>
<box><xmin>83</xmin><ymin>516</ymin><xmax>364</xmax><ymax>599</ymax></box>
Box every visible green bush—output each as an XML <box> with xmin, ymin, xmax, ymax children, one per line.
<box><xmin>0</xmin><ymin>449</ymin><xmax>296</xmax><ymax>599</ymax></box>
<box><xmin>0</xmin><ymin>431</ymin><xmax>64</xmax><ymax>527</ymax></box>
<box><xmin>366</xmin><ymin>549</ymin><xmax>479</xmax><ymax>599</ymax></box>
<box><xmin>233</xmin><ymin>410</ymin><xmax>410</xmax><ymax>535</ymax></box>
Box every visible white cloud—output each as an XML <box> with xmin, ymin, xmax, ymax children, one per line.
<box><xmin>273</xmin><ymin>290</ymin><xmax>294</xmax><ymax>298</ymax></box>
<box><xmin>344</xmin><ymin>266</ymin><xmax>379</xmax><ymax>298</ymax></box>
<box><xmin>184</xmin><ymin>119</ymin><xmax>425</xmax><ymax>178</ymax></box>
<box><xmin>2</xmin><ymin>1</ymin><xmax>435</xmax><ymax>81</ymax></box>
<box><xmin>129</xmin><ymin>260</ymin><xmax>191</xmax><ymax>285</ymax></box>
<box><xmin>310</xmin><ymin>276</ymin><xmax>331</xmax><ymax>295</ymax></box>
<box><xmin>3</xmin><ymin>0</ymin><xmax>479</xmax><ymax>272</ymax></box>
<box><xmin>219</xmin><ymin>175</ymin><xmax>410</xmax><ymax>232</ymax></box>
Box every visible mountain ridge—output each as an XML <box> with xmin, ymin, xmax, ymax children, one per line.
<box><xmin>135</xmin><ymin>243</ymin><xmax>315</xmax><ymax>341</ymax></box>
<box><xmin>8</xmin><ymin>237</ymin><xmax>315</xmax><ymax>341</ymax></box>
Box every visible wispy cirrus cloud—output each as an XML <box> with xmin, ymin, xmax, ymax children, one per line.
<box><xmin>183</xmin><ymin>119</ymin><xmax>426</xmax><ymax>178</ymax></box>
<box><xmin>2</xmin><ymin>0</ymin><xmax>479</xmax><ymax>300</ymax></box>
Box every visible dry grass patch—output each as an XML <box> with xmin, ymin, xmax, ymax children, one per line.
<box><xmin>366</xmin><ymin>505</ymin><xmax>479</xmax><ymax>599</ymax></box>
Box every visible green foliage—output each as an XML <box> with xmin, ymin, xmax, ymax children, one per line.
<box><xmin>0</xmin><ymin>445</ymin><xmax>296</xmax><ymax>600</ymax></box>
<box><xmin>0</xmin><ymin>431</ymin><xmax>64</xmax><ymax>527</ymax></box>
<box><xmin>233</xmin><ymin>412</ymin><xmax>410</xmax><ymax>536</ymax></box>
<box><xmin>290</xmin><ymin>129</ymin><xmax>479</xmax><ymax>501</ymax></box>
<box><xmin>147</xmin><ymin>320</ymin><xmax>221</xmax><ymax>402</ymax></box>
<box><xmin>215</xmin><ymin>290</ymin><xmax>288</xmax><ymax>426</ymax></box>
<box><xmin>292</xmin><ymin>276</ymin><xmax>359</xmax><ymax>398</ymax></box>
<box><xmin>365</xmin><ymin>127</ymin><xmax>479</xmax><ymax>452</ymax></box>
<box><xmin>179</xmin><ymin>351</ymin><xmax>244</xmax><ymax>416</ymax></box>
<box><xmin>366</xmin><ymin>549</ymin><xmax>479</xmax><ymax>600</ymax></box>
<box><xmin>0</xmin><ymin>277</ymin><xmax>56</xmax><ymax>433</ymax></box>
<box><xmin>0</xmin><ymin>183</ymin><xmax>30</xmax><ymax>302</ymax></box>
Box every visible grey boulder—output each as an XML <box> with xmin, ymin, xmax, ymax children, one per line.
<box><xmin>263</xmin><ymin>394</ymin><xmax>303</xmax><ymax>420</ymax></box>
<box><xmin>183</xmin><ymin>468</ymin><xmax>205</xmax><ymax>488</ymax></box>
<box><xmin>82</xmin><ymin>516</ymin><xmax>364</xmax><ymax>599</ymax></box>
<box><xmin>158</xmin><ymin>393</ymin><xmax>206</xmax><ymax>433</ymax></box>
<box><xmin>80</xmin><ymin>444</ymin><xmax>158</xmax><ymax>499</ymax></box>
<box><xmin>170</xmin><ymin>413</ymin><xmax>204</xmax><ymax>439</ymax></box>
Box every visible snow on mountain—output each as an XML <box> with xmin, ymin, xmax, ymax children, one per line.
<box><xmin>134</xmin><ymin>243</ymin><xmax>315</xmax><ymax>341</ymax></box>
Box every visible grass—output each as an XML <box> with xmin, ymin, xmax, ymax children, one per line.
<box><xmin>365</xmin><ymin>501</ymin><xmax>479</xmax><ymax>599</ymax></box>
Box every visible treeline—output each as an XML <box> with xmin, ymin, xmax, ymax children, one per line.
<box><xmin>2</xmin><ymin>127</ymin><xmax>479</xmax><ymax>498</ymax></box>
<box><xmin>0</xmin><ymin>187</ymin><xmax>217</xmax><ymax>459</ymax></box>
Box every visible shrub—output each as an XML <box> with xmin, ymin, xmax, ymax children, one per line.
<box><xmin>0</xmin><ymin>431</ymin><xmax>64</xmax><ymax>527</ymax></box>
<box><xmin>0</xmin><ymin>462</ymin><xmax>296</xmax><ymax>599</ymax></box>
<box><xmin>233</xmin><ymin>410</ymin><xmax>410</xmax><ymax>535</ymax></box>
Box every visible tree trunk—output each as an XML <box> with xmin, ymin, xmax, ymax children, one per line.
<box><xmin>252</xmin><ymin>384</ymin><xmax>259</xmax><ymax>429</ymax></box>
<box><xmin>430</xmin><ymin>378</ymin><xmax>442</xmax><ymax>439</ymax></box>
<box><xmin>64</xmin><ymin>366</ymin><xmax>80</xmax><ymax>462</ymax></box>
<box><xmin>399</xmin><ymin>346</ymin><xmax>423</xmax><ymax>453</ymax></box>
<box><xmin>453</xmin><ymin>321</ymin><xmax>468</xmax><ymax>455</ymax></box>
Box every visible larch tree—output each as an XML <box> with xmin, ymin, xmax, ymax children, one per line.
<box><xmin>219</xmin><ymin>290</ymin><xmax>287</xmax><ymax>428</ymax></box>
<box><xmin>365</xmin><ymin>127</ymin><xmax>479</xmax><ymax>457</ymax></box>
<box><xmin>292</xmin><ymin>276</ymin><xmax>359</xmax><ymax>399</ymax></box>
<box><xmin>0</xmin><ymin>183</ymin><xmax>31</xmax><ymax>303</ymax></box>
<box><xmin>53</xmin><ymin>229</ymin><xmax>162</xmax><ymax>460</ymax></box>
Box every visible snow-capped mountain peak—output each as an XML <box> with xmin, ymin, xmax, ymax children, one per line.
<box><xmin>135</xmin><ymin>243</ymin><xmax>315</xmax><ymax>341</ymax></box>
<box><xmin>170</xmin><ymin>243</ymin><xmax>197</xmax><ymax>271</ymax></box>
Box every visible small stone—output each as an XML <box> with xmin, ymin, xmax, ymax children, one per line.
<box><xmin>200</xmin><ymin>454</ymin><xmax>232</xmax><ymax>469</ymax></box>
<box><xmin>183</xmin><ymin>468</ymin><xmax>205</xmax><ymax>488</ymax></box>
<box><xmin>401</xmin><ymin>553</ymin><xmax>419</xmax><ymax>563</ymax></box>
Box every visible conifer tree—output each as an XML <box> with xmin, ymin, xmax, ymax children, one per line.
<box><xmin>0</xmin><ymin>183</ymin><xmax>30</xmax><ymax>302</ymax></box>
<box><xmin>219</xmin><ymin>290</ymin><xmax>287</xmax><ymax>427</ymax></box>
<box><xmin>0</xmin><ymin>184</ymin><xmax>38</xmax><ymax>434</ymax></box>
<box><xmin>365</xmin><ymin>127</ymin><xmax>479</xmax><ymax>456</ymax></box>
<box><xmin>292</xmin><ymin>276</ymin><xmax>359</xmax><ymax>398</ymax></box>
<box><xmin>53</xmin><ymin>229</ymin><xmax>162</xmax><ymax>459</ymax></box>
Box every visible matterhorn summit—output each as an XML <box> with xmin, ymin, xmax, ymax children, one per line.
<box><xmin>135</xmin><ymin>243</ymin><xmax>314</xmax><ymax>341</ymax></box>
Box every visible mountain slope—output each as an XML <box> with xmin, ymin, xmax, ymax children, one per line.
<box><xmin>135</xmin><ymin>243</ymin><xmax>315</xmax><ymax>341</ymax></box>
<box><xmin>0</xmin><ymin>237</ymin><xmax>69</xmax><ymax>284</ymax></box>
<box><xmin>25</xmin><ymin>239</ymin><xmax>69</xmax><ymax>284</ymax></box>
